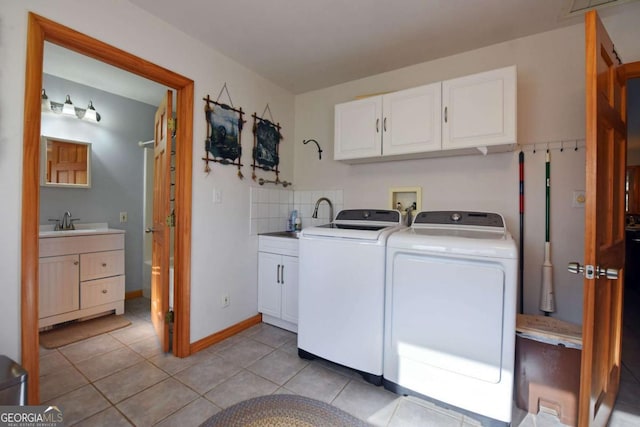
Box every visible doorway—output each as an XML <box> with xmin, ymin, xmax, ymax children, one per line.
<box><xmin>21</xmin><ymin>13</ymin><xmax>194</xmax><ymax>404</ymax></box>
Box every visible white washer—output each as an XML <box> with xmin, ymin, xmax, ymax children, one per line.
<box><xmin>383</xmin><ymin>211</ymin><xmax>517</xmax><ymax>426</ymax></box>
<box><xmin>298</xmin><ymin>209</ymin><xmax>405</xmax><ymax>384</ymax></box>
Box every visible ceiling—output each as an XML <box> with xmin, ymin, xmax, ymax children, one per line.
<box><xmin>44</xmin><ymin>0</ymin><xmax>639</xmax><ymax>106</ymax></box>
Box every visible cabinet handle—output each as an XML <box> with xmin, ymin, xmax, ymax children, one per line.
<box><xmin>281</xmin><ymin>265</ymin><xmax>285</xmax><ymax>284</ymax></box>
<box><xmin>73</xmin><ymin>260</ymin><xmax>79</xmax><ymax>265</ymax></box>
<box><xmin>102</xmin><ymin>289</ymin><xmax>108</xmax><ymax>294</ymax></box>
<box><xmin>444</xmin><ymin>106</ymin><xmax>448</xmax><ymax>123</ymax></box>
<box><xmin>383</xmin><ymin>117</ymin><xmax>387</xmax><ymax>132</ymax></box>
<box><xmin>276</xmin><ymin>264</ymin><xmax>281</xmax><ymax>284</ymax></box>
<box><xmin>102</xmin><ymin>263</ymin><xmax>107</xmax><ymax>267</ymax></box>
<box><xmin>376</xmin><ymin>118</ymin><xmax>379</xmax><ymax>133</ymax></box>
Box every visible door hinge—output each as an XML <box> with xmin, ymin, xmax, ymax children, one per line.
<box><xmin>166</xmin><ymin>211</ymin><xmax>175</xmax><ymax>228</ymax></box>
<box><xmin>168</xmin><ymin>117</ymin><xmax>176</xmax><ymax>136</ymax></box>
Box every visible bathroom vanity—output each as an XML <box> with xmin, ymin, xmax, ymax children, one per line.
<box><xmin>39</xmin><ymin>224</ymin><xmax>125</xmax><ymax>328</ymax></box>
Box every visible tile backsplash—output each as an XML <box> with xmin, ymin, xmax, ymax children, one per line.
<box><xmin>250</xmin><ymin>187</ymin><xmax>343</xmax><ymax>235</ymax></box>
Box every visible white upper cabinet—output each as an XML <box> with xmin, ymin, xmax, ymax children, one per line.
<box><xmin>334</xmin><ymin>96</ymin><xmax>382</xmax><ymax>160</ymax></box>
<box><xmin>334</xmin><ymin>66</ymin><xmax>516</xmax><ymax>163</ymax></box>
<box><xmin>442</xmin><ymin>66</ymin><xmax>517</xmax><ymax>150</ymax></box>
<box><xmin>334</xmin><ymin>83</ymin><xmax>441</xmax><ymax>162</ymax></box>
<box><xmin>382</xmin><ymin>83</ymin><xmax>442</xmax><ymax>156</ymax></box>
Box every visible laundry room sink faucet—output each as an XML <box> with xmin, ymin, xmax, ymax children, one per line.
<box><xmin>312</xmin><ymin>197</ymin><xmax>334</xmax><ymax>222</ymax></box>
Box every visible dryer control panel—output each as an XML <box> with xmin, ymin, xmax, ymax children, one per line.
<box><xmin>414</xmin><ymin>211</ymin><xmax>504</xmax><ymax>228</ymax></box>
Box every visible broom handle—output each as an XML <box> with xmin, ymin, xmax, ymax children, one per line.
<box><xmin>519</xmin><ymin>151</ymin><xmax>524</xmax><ymax>314</ymax></box>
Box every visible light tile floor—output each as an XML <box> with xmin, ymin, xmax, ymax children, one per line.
<box><xmin>39</xmin><ymin>295</ymin><xmax>640</xmax><ymax>426</ymax></box>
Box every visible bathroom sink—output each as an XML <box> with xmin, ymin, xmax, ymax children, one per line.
<box><xmin>260</xmin><ymin>231</ymin><xmax>301</xmax><ymax>239</ymax></box>
<box><xmin>39</xmin><ymin>223</ymin><xmax>124</xmax><ymax>238</ymax></box>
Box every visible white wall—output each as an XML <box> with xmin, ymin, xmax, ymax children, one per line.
<box><xmin>293</xmin><ymin>6</ymin><xmax>640</xmax><ymax>325</ymax></box>
<box><xmin>0</xmin><ymin>0</ymin><xmax>295</xmax><ymax>361</ymax></box>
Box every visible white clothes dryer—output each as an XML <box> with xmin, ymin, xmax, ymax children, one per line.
<box><xmin>383</xmin><ymin>211</ymin><xmax>518</xmax><ymax>426</ymax></box>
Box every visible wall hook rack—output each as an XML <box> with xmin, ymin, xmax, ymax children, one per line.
<box><xmin>303</xmin><ymin>139</ymin><xmax>323</xmax><ymax>160</ymax></box>
<box><xmin>258</xmin><ymin>177</ymin><xmax>292</xmax><ymax>188</ymax></box>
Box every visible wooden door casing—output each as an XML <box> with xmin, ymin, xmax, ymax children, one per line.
<box><xmin>581</xmin><ymin>10</ymin><xmax>627</xmax><ymax>427</ymax></box>
<box><xmin>21</xmin><ymin>13</ymin><xmax>193</xmax><ymax>404</ymax></box>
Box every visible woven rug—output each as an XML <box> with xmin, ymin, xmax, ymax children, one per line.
<box><xmin>39</xmin><ymin>315</ymin><xmax>131</xmax><ymax>349</ymax></box>
<box><xmin>200</xmin><ymin>394</ymin><xmax>370</xmax><ymax>427</ymax></box>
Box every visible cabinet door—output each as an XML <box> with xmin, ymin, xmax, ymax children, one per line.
<box><xmin>39</xmin><ymin>255</ymin><xmax>79</xmax><ymax>318</ymax></box>
<box><xmin>442</xmin><ymin>66</ymin><xmax>516</xmax><ymax>150</ymax></box>
<box><xmin>382</xmin><ymin>83</ymin><xmax>442</xmax><ymax>156</ymax></box>
<box><xmin>280</xmin><ymin>255</ymin><xmax>299</xmax><ymax>324</ymax></box>
<box><xmin>258</xmin><ymin>252</ymin><xmax>282</xmax><ymax>318</ymax></box>
<box><xmin>334</xmin><ymin>96</ymin><xmax>382</xmax><ymax>160</ymax></box>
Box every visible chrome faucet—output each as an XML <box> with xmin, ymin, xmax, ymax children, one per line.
<box><xmin>312</xmin><ymin>197</ymin><xmax>334</xmax><ymax>223</ymax></box>
<box><xmin>61</xmin><ymin>211</ymin><xmax>78</xmax><ymax>230</ymax></box>
<box><xmin>405</xmin><ymin>203</ymin><xmax>417</xmax><ymax>226</ymax></box>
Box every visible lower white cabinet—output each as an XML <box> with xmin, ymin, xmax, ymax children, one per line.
<box><xmin>39</xmin><ymin>231</ymin><xmax>125</xmax><ymax>328</ymax></box>
<box><xmin>258</xmin><ymin>236</ymin><xmax>299</xmax><ymax>332</ymax></box>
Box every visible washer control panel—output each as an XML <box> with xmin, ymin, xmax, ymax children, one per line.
<box><xmin>414</xmin><ymin>211</ymin><xmax>504</xmax><ymax>228</ymax></box>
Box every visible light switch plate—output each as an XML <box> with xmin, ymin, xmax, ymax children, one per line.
<box><xmin>119</xmin><ymin>211</ymin><xmax>128</xmax><ymax>223</ymax></box>
<box><xmin>213</xmin><ymin>188</ymin><xmax>222</xmax><ymax>204</ymax></box>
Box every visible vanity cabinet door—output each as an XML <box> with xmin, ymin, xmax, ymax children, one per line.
<box><xmin>39</xmin><ymin>255</ymin><xmax>79</xmax><ymax>318</ymax></box>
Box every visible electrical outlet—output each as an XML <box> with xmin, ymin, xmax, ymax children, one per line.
<box><xmin>119</xmin><ymin>211</ymin><xmax>128</xmax><ymax>223</ymax></box>
<box><xmin>221</xmin><ymin>294</ymin><xmax>230</xmax><ymax>307</ymax></box>
<box><xmin>572</xmin><ymin>191</ymin><xmax>586</xmax><ymax>208</ymax></box>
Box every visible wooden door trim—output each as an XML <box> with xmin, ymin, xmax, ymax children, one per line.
<box><xmin>22</xmin><ymin>13</ymin><xmax>193</xmax><ymax>404</ymax></box>
<box><xmin>624</xmin><ymin>61</ymin><xmax>640</xmax><ymax>79</ymax></box>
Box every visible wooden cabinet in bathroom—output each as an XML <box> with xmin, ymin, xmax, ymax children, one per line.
<box><xmin>39</xmin><ymin>231</ymin><xmax>125</xmax><ymax>328</ymax></box>
<box><xmin>258</xmin><ymin>235</ymin><xmax>299</xmax><ymax>333</ymax></box>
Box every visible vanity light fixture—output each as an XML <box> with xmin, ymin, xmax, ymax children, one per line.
<box><xmin>81</xmin><ymin>101</ymin><xmax>100</xmax><ymax>122</ymax></box>
<box><xmin>41</xmin><ymin>89</ymin><xmax>102</xmax><ymax>122</ymax></box>
<box><xmin>41</xmin><ymin>89</ymin><xmax>52</xmax><ymax>112</ymax></box>
<box><xmin>62</xmin><ymin>95</ymin><xmax>76</xmax><ymax>116</ymax></box>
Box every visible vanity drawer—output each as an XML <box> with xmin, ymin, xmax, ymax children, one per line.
<box><xmin>40</xmin><ymin>233</ymin><xmax>124</xmax><ymax>257</ymax></box>
<box><xmin>81</xmin><ymin>275</ymin><xmax>125</xmax><ymax>308</ymax></box>
<box><xmin>80</xmin><ymin>250</ymin><xmax>124</xmax><ymax>281</ymax></box>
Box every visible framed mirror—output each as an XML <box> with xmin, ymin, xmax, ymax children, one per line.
<box><xmin>40</xmin><ymin>135</ymin><xmax>92</xmax><ymax>188</ymax></box>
